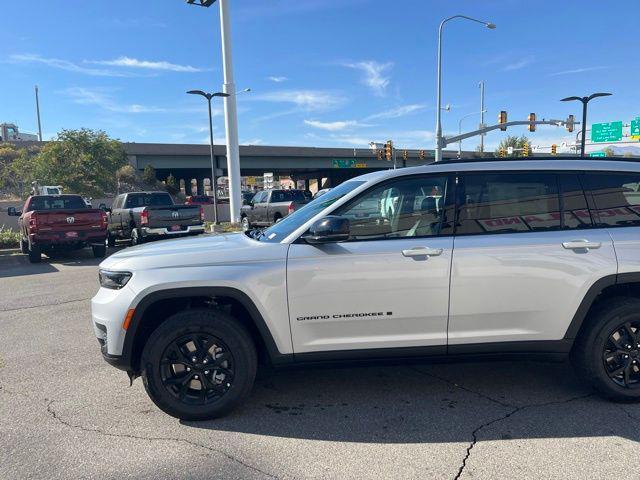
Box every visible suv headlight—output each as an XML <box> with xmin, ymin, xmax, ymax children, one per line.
<box><xmin>99</xmin><ymin>270</ymin><xmax>132</xmax><ymax>290</ymax></box>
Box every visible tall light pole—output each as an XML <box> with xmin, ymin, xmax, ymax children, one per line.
<box><xmin>34</xmin><ymin>85</ymin><xmax>43</xmax><ymax>142</ymax></box>
<box><xmin>186</xmin><ymin>0</ymin><xmax>243</xmax><ymax>223</ymax></box>
<box><xmin>435</xmin><ymin>15</ymin><xmax>496</xmax><ymax>162</ymax></box>
<box><xmin>479</xmin><ymin>81</ymin><xmax>485</xmax><ymax>154</ymax></box>
<box><xmin>187</xmin><ymin>90</ymin><xmax>228</xmax><ymax>225</ymax></box>
<box><xmin>561</xmin><ymin>92</ymin><xmax>612</xmax><ymax>156</ymax></box>
<box><xmin>458</xmin><ymin>110</ymin><xmax>486</xmax><ymax>157</ymax></box>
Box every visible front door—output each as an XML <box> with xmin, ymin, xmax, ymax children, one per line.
<box><xmin>287</xmin><ymin>174</ymin><xmax>454</xmax><ymax>355</ymax></box>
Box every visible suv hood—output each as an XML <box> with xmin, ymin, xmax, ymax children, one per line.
<box><xmin>100</xmin><ymin>232</ymin><xmax>288</xmax><ymax>272</ymax></box>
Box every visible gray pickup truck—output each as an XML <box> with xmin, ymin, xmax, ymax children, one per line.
<box><xmin>240</xmin><ymin>189</ymin><xmax>308</xmax><ymax>231</ymax></box>
<box><xmin>105</xmin><ymin>191</ymin><xmax>205</xmax><ymax>246</ymax></box>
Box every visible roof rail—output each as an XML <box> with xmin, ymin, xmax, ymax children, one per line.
<box><xmin>433</xmin><ymin>156</ymin><xmax>640</xmax><ymax>165</ymax></box>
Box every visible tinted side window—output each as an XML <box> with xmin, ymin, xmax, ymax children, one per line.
<box><xmin>253</xmin><ymin>191</ymin><xmax>266</xmax><ymax>203</ymax></box>
<box><xmin>584</xmin><ymin>172</ymin><xmax>640</xmax><ymax>227</ymax></box>
<box><xmin>457</xmin><ymin>172</ymin><xmax>560</xmax><ymax>235</ymax></box>
<box><xmin>335</xmin><ymin>175</ymin><xmax>451</xmax><ymax>240</ymax></box>
<box><xmin>560</xmin><ymin>174</ymin><xmax>592</xmax><ymax>229</ymax></box>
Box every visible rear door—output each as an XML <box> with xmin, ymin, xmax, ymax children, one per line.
<box><xmin>448</xmin><ymin>171</ymin><xmax>617</xmax><ymax>349</ymax></box>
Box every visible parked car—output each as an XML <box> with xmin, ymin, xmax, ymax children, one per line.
<box><xmin>93</xmin><ymin>157</ymin><xmax>640</xmax><ymax>420</ymax></box>
<box><xmin>105</xmin><ymin>191</ymin><xmax>205</xmax><ymax>246</ymax></box>
<box><xmin>9</xmin><ymin>194</ymin><xmax>108</xmax><ymax>263</ymax></box>
<box><xmin>185</xmin><ymin>195</ymin><xmax>214</xmax><ymax>206</ymax></box>
<box><xmin>240</xmin><ymin>189</ymin><xmax>308</xmax><ymax>231</ymax></box>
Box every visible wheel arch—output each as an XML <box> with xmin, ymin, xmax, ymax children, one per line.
<box><xmin>564</xmin><ymin>273</ymin><xmax>640</xmax><ymax>341</ymax></box>
<box><xmin>124</xmin><ymin>286</ymin><xmax>291</xmax><ymax>374</ymax></box>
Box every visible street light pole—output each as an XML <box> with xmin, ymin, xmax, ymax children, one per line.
<box><xmin>34</xmin><ymin>85</ymin><xmax>43</xmax><ymax>142</ymax></box>
<box><xmin>435</xmin><ymin>15</ymin><xmax>495</xmax><ymax>162</ymax></box>
<box><xmin>185</xmin><ymin>0</ymin><xmax>242</xmax><ymax>223</ymax></box>
<box><xmin>187</xmin><ymin>90</ymin><xmax>230</xmax><ymax>225</ymax></box>
<box><xmin>560</xmin><ymin>92</ymin><xmax>612</xmax><ymax>156</ymax></box>
<box><xmin>479</xmin><ymin>81</ymin><xmax>485</xmax><ymax>154</ymax></box>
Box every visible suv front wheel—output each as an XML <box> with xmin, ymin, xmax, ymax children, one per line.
<box><xmin>573</xmin><ymin>297</ymin><xmax>640</xmax><ymax>401</ymax></box>
<box><xmin>141</xmin><ymin>308</ymin><xmax>257</xmax><ymax>420</ymax></box>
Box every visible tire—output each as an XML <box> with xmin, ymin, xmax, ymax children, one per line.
<box><xmin>28</xmin><ymin>243</ymin><xmax>42</xmax><ymax>263</ymax></box>
<box><xmin>20</xmin><ymin>238</ymin><xmax>28</xmax><ymax>254</ymax></box>
<box><xmin>130</xmin><ymin>228</ymin><xmax>143</xmax><ymax>246</ymax></box>
<box><xmin>241</xmin><ymin>215</ymin><xmax>251</xmax><ymax>232</ymax></box>
<box><xmin>141</xmin><ymin>308</ymin><xmax>257</xmax><ymax>420</ymax></box>
<box><xmin>572</xmin><ymin>296</ymin><xmax>640</xmax><ymax>402</ymax></box>
<box><xmin>273</xmin><ymin>214</ymin><xmax>282</xmax><ymax>224</ymax></box>
<box><xmin>92</xmin><ymin>244</ymin><xmax>107</xmax><ymax>258</ymax></box>
<box><xmin>106</xmin><ymin>231</ymin><xmax>116</xmax><ymax>248</ymax></box>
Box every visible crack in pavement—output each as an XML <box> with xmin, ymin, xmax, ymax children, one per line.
<box><xmin>46</xmin><ymin>400</ymin><xmax>281</xmax><ymax>479</ymax></box>
<box><xmin>410</xmin><ymin>366</ymin><xmax>513</xmax><ymax>408</ymax></box>
<box><xmin>452</xmin><ymin>393</ymin><xmax>594</xmax><ymax>480</ymax></box>
<box><xmin>0</xmin><ymin>297</ymin><xmax>91</xmax><ymax>313</ymax></box>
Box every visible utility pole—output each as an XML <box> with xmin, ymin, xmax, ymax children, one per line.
<box><xmin>479</xmin><ymin>81</ymin><xmax>485</xmax><ymax>154</ymax></box>
<box><xmin>35</xmin><ymin>85</ymin><xmax>43</xmax><ymax>141</ymax></box>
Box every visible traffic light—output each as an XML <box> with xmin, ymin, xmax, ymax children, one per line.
<box><xmin>402</xmin><ymin>150</ymin><xmax>408</xmax><ymax>161</ymax></box>
<box><xmin>522</xmin><ymin>143</ymin><xmax>529</xmax><ymax>156</ymax></box>
<box><xmin>551</xmin><ymin>144</ymin><xmax>557</xmax><ymax>155</ymax></box>
<box><xmin>566</xmin><ymin>114</ymin><xmax>575</xmax><ymax>133</ymax></box>
<box><xmin>376</xmin><ymin>149</ymin><xmax>383</xmax><ymax>160</ymax></box>
<box><xmin>498</xmin><ymin>110</ymin><xmax>507</xmax><ymax>131</ymax></box>
<box><xmin>385</xmin><ymin>140</ymin><xmax>393</xmax><ymax>161</ymax></box>
<box><xmin>498</xmin><ymin>147</ymin><xmax>506</xmax><ymax>157</ymax></box>
<box><xmin>528</xmin><ymin>113</ymin><xmax>536</xmax><ymax>132</ymax></box>
<box><xmin>418</xmin><ymin>150</ymin><xmax>426</xmax><ymax>160</ymax></box>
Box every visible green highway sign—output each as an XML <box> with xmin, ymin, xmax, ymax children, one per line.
<box><xmin>332</xmin><ymin>158</ymin><xmax>367</xmax><ymax>169</ymax></box>
<box><xmin>591</xmin><ymin>121</ymin><xmax>623</xmax><ymax>143</ymax></box>
<box><xmin>631</xmin><ymin>118</ymin><xmax>640</xmax><ymax>140</ymax></box>
<box><xmin>589</xmin><ymin>152</ymin><xmax>607</xmax><ymax>157</ymax></box>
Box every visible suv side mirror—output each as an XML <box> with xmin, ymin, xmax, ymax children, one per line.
<box><xmin>7</xmin><ymin>206</ymin><xmax>21</xmax><ymax>216</ymax></box>
<box><xmin>98</xmin><ymin>203</ymin><xmax>111</xmax><ymax>213</ymax></box>
<box><xmin>303</xmin><ymin>216</ymin><xmax>350</xmax><ymax>244</ymax></box>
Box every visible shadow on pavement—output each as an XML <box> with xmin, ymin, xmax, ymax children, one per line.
<box><xmin>183</xmin><ymin>359</ymin><xmax>640</xmax><ymax>444</ymax></box>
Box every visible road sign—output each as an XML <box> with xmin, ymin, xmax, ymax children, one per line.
<box><xmin>631</xmin><ymin>118</ymin><xmax>640</xmax><ymax>140</ymax></box>
<box><xmin>591</xmin><ymin>121</ymin><xmax>623</xmax><ymax>142</ymax></box>
<box><xmin>507</xmin><ymin>146</ymin><xmax>514</xmax><ymax>155</ymax></box>
<box><xmin>589</xmin><ymin>152</ymin><xmax>606</xmax><ymax>157</ymax></box>
<box><xmin>332</xmin><ymin>158</ymin><xmax>367</xmax><ymax>169</ymax></box>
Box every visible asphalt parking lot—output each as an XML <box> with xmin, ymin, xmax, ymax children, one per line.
<box><xmin>2</xmin><ymin>248</ymin><xmax>640</xmax><ymax>479</ymax></box>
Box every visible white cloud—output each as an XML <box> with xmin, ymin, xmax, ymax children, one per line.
<box><xmin>62</xmin><ymin>87</ymin><xmax>166</xmax><ymax>113</ymax></box>
<box><xmin>254</xmin><ymin>89</ymin><xmax>346</xmax><ymax>111</ymax></box>
<box><xmin>267</xmin><ymin>76</ymin><xmax>288</xmax><ymax>83</ymax></box>
<box><xmin>344</xmin><ymin>60</ymin><xmax>393</xmax><ymax>96</ymax></box>
<box><xmin>304</xmin><ymin>119</ymin><xmax>372</xmax><ymax>131</ymax></box>
<box><xmin>503</xmin><ymin>56</ymin><xmax>535</xmax><ymax>71</ymax></box>
<box><xmin>548</xmin><ymin>66</ymin><xmax>608</xmax><ymax>77</ymax></box>
<box><xmin>88</xmin><ymin>56</ymin><xmax>207</xmax><ymax>73</ymax></box>
<box><xmin>9</xmin><ymin>53</ymin><xmax>134</xmax><ymax>77</ymax></box>
<box><xmin>365</xmin><ymin>104</ymin><xmax>427</xmax><ymax>121</ymax></box>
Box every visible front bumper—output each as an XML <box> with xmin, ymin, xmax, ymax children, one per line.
<box><xmin>141</xmin><ymin>225</ymin><xmax>205</xmax><ymax>237</ymax></box>
<box><xmin>91</xmin><ymin>284</ymin><xmax>137</xmax><ymax>371</ymax></box>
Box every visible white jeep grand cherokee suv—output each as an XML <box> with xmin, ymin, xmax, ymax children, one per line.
<box><xmin>92</xmin><ymin>158</ymin><xmax>640</xmax><ymax>420</ymax></box>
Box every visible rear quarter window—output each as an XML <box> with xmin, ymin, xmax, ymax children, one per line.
<box><xmin>584</xmin><ymin>172</ymin><xmax>640</xmax><ymax>227</ymax></box>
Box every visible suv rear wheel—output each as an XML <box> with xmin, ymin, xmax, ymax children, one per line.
<box><xmin>572</xmin><ymin>297</ymin><xmax>640</xmax><ymax>401</ymax></box>
<box><xmin>141</xmin><ymin>309</ymin><xmax>257</xmax><ymax>420</ymax></box>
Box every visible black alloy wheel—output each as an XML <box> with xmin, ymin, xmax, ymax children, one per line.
<box><xmin>603</xmin><ymin>321</ymin><xmax>640</xmax><ymax>388</ymax></box>
<box><xmin>159</xmin><ymin>333</ymin><xmax>235</xmax><ymax>405</ymax></box>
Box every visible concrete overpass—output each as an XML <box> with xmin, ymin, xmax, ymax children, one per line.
<box><xmin>123</xmin><ymin>143</ymin><xmax>462</xmax><ymax>194</ymax></box>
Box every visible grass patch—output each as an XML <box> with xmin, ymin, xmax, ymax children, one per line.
<box><xmin>0</xmin><ymin>226</ymin><xmax>20</xmax><ymax>249</ymax></box>
<box><xmin>205</xmin><ymin>222</ymin><xmax>243</xmax><ymax>233</ymax></box>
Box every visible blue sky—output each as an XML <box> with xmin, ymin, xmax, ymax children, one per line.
<box><xmin>2</xmin><ymin>0</ymin><xmax>638</xmax><ymax>152</ymax></box>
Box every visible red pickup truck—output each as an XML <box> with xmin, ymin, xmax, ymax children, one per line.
<box><xmin>9</xmin><ymin>195</ymin><xmax>108</xmax><ymax>263</ymax></box>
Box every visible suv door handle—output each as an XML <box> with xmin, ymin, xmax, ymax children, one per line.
<box><xmin>402</xmin><ymin>247</ymin><xmax>443</xmax><ymax>257</ymax></box>
<box><xmin>562</xmin><ymin>240</ymin><xmax>602</xmax><ymax>250</ymax></box>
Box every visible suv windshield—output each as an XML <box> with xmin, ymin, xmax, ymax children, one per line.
<box><xmin>253</xmin><ymin>181</ymin><xmax>365</xmax><ymax>242</ymax></box>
